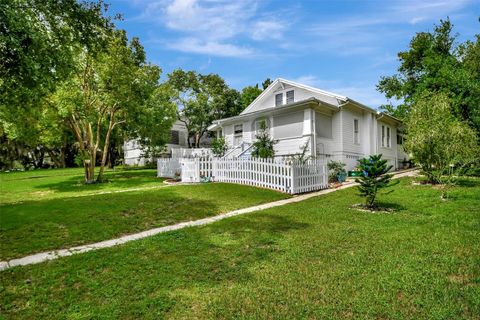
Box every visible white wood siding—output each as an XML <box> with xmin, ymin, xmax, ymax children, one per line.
<box><xmin>275</xmin><ymin>136</ymin><xmax>310</xmax><ymax>157</ymax></box>
<box><xmin>341</xmin><ymin>106</ymin><xmax>364</xmax><ymax>155</ymax></box>
<box><xmin>377</xmin><ymin>120</ymin><xmax>398</xmax><ymax>169</ymax></box>
<box><xmin>273</xmin><ymin>111</ymin><xmax>304</xmax><ymax>139</ymax></box>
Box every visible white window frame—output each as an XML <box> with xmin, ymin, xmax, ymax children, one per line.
<box><xmin>233</xmin><ymin>124</ymin><xmax>243</xmax><ymax>146</ymax></box>
<box><xmin>387</xmin><ymin>126</ymin><xmax>391</xmax><ymax>148</ymax></box>
<box><xmin>275</xmin><ymin>93</ymin><xmax>283</xmax><ymax>107</ymax></box>
<box><xmin>381</xmin><ymin>125</ymin><xmax>385</xmax><ymax>147</ymax></box>
<box><xmin>286</xmin><ymin>90</ymin><xmax>294</xmax><ymax>104</ymax></box>
<box><xmin>353</xmin><ymin>118</ymin><xmax>360</xmax><ymax>144</ymax></box>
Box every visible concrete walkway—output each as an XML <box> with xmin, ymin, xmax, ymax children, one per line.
<box><xmin>0</xmin><ymin>169</ymin><xmax>417</xmax><ymax>271</ymax></box>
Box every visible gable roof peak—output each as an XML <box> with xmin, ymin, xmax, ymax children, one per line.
<box><xmin>275</xmin><ymin>78</ymin><xmax>347</xmax><ymax>101</ymax></box>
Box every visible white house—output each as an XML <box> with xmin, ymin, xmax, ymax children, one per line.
<box><xmin>124</xmin><ymin>120</ymin><xmax>212</xmax><ymax>165</ymax></box>
<box><xmin>208</xmin><ymin>78</ymin><xmax>408</xmax><ymax>170</ymax></box>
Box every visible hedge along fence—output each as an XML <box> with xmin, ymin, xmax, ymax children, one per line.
<box><xmin>157</xmin><ymin>157</ymin><xmax>328</xmax><ymax>194</ymax></box>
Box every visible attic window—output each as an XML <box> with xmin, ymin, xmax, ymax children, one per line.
<box><xmin>286</xmin><ymin>90</ymin><xmax>294</xmax><ymax>104</ymax></box>
<box><xmin>275</xmin><ymin>93</ymin><xmax>283</xmax><ymax>106</ymax></box>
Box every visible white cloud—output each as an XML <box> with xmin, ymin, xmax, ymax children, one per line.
<box><xmin>135</xmin><ymin>0</ymin><xmax>289</xmax><ymax>56</ymax></box>
<box><xmin>168</xmin><ymin>38</ymin><xmax>254</xmax><ymax>57</ymax></box>
<box><xmin>163</xmin><ymin>0</ymin><xmax>257</xmax><ymax>41</ymax></box>
<box><xmin>251</xmin><ymin>20</ymin><xmax>286</xmax><ymax>40</ymax></box>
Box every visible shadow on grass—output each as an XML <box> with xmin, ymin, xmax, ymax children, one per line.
<box><xmin>455</xmin><ymin>178</ymin><xmax>480</xmax><ymax>188</ymax></box>
<box><xmin>374</xmin><ymin>202</ymin><xmax>407</xmax><ymax>212</ymax></box>
<box><xmin>0</xmin><ymin>188</ymin><xmax>221</xmax><ymax>260</ymax></box>
<box><xmin>33</xmin><ymin>169</ymin><xmax>160</xmax><ymax>194</ymax></box>
<box><xmin>0</xmin><ymin>213</ymin><xmax>310</xmax><ymax>317</ymax></box>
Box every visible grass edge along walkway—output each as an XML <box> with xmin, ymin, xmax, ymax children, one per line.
<box><xmin>0</xmin><ymin>169</ymin><xmax>417</xmax><ymax>271</ymax></box>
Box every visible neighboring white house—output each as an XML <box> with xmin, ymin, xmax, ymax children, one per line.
<box><xmin>208</xmin><ymin>78</ymin><xmax>409</xmax><ymax>170</ymax></box>
<box><xmin>124</xmin><ymin>120</ymin><xmax>212</xmax><ymax>165</ymax></box>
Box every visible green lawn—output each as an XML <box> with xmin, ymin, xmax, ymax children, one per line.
<box><xmin>0</xmin><ymin>167</ymin><xmax>165</xmax><ymax>204</ymax></box>
<box><xmin>1</xmin><ymin>177</ymin><xmax>478</xmax><ymax>319</ymax></box>
<box><xmin>0</xmin><ymin>168</ymin><xmax>288</xmax><ymax>260</ymax></box>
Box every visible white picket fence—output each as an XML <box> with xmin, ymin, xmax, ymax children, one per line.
<box><xmin>157</xmin><ymin>158</ymin><xmax>181</xmax><ymax>178</ymax></box>
<box><xmin>171</xmin><ymin>148</ymin><xmax>212</xmax><ymax>158</ymax></box>
<box><xmin>158</xmin><ymin>157</ymin><xmax>328</xmax><ymax>194</ymax></box>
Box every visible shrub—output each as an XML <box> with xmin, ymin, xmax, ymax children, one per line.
<box><xmin>211</xmin><ymin>137</ymin><xmax>228</xmax><ymax>157</ymax></box>
<box><xmin>327</xmin><ymin>160</ymin><xmax>346</xmax><ymax>183</ymax></box>
<box><xmin>404</xmin><ymin>92</ymin><xmax>479</xmax><ymax>192</ymax></box>
<box><xmin>355</xmin><ymin>154</ymin><xmax>393</xmax><ymax>208</ymax></box>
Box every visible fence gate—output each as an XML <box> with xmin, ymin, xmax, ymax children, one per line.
<box><xmin>180</xmin><ymin>159</ymin><xmax>200</xmax><ymax>183</ymax></box>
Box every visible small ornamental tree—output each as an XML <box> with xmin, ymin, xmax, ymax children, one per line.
<box><xmin>251</xmin><ymin>120</ymin><xmax>277</xmax><ymax>158</ymax></box>
<box><xmin>404</xmin><ymin>92</ymin><xmax>479</xmax><ymax>194</ymax></box>
<box><xmin>211</xmin><ymin>136</ymin><xmax>227</xmax><ymax>157</ymax></box>
<box><xmin>355</xmin><ymin>154</ymin><xmax>393</xmax><ymax>208</ymax></box>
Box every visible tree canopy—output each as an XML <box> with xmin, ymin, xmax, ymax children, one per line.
<box><xmin>167</xmin><ymin>69</ymin><xmax>243</xmax><ymax>148</ymax></box>
<box><xmin>240</xmin><ymin>85</ymin><xmax>262</xmax><ymax>110</ymax></box>
<box><xmin>0</xmin><ymin>0</ymin><xmax>114</xmax><ymax>120</ymax></box>
<box><xmin>377</xmin><ymin>19</ymin><xmax>480</xmax><ymax>135</ymax></box>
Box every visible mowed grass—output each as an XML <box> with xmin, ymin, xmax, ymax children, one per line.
<box><xmin>0</xmin><ymin>168</ymin><xmax>288</xmax><ymax>260</ymax></box>
<box><xmin>0</xmin><ymin>167</ymin><xmax>165</xmax><ymax>204</ymax></box>
<box><xmin>1</xmin><ymin>177</ymin><xmax>479</xmax><ymax>319</ymax></box>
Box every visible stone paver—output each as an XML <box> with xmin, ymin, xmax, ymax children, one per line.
<box><xmin>0</xmin><ymin>169</ymin><xmax>417</xmax><ymax>271</ymax></box>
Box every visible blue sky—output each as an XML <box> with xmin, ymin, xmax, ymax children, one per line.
<box><xmin>109</xmin><ymin>0</ymin><xmax>479</xmax><ymax>108</ymax></box>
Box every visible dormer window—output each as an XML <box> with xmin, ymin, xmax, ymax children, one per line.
<box><xmin>275</xmin><ymin>93</ymin><xmax>283</xmax><ymax>106</ymax></box>
<box><xmin>286</xmin><ymin>90</ymin><xmax>294</xmax><ymax>104</ymax></box>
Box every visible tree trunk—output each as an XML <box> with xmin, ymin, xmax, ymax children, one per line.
<box><xmin>97</xmin><ymin>115</ymin><xmax>115</xmax><ymax>182</ymax></box>
<box><xmin>84</xmin><ymin>144</ymin><xmax>96</xmax><ymax>183</ymax></box>
<box><xmin>195</xmin><ymin>133</ymin><xmax>199</xmax><ymax>148</ymax></box>
<box><xmin>108</xmin><ymin>142</ymin><xmax>117</xmax><ymax>169</ymax></box>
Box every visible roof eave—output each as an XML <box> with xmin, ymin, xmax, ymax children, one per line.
<box><xmin>209</xmin><ymin>97</ymin><xmax>336</xmax><ymax>130</ymax></box>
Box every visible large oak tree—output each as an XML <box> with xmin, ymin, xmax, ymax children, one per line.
<box><xmin>377</xmin><ymin>19</ymin><xmax>480</xmax><ymax>135</ymax></box>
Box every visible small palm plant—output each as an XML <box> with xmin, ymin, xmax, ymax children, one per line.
<box><xmin>355</xmin><ymin>154</ymin><xmax>393</xmax><ymax>208</ymax></box>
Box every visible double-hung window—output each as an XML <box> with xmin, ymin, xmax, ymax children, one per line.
<box><xmin>233</xmin><ymin>124</ymin><xmax>243</xmax><ymax>146</ymax></box>
<box><xmin>286</xmin><ymin>90</ymin><xmax>294</xmax><ymax>104</ymax></box>
<box><xmin>275</xmin><ymin>93</ymin><xmax>283</xmax><ymax>106</ymax></box>
<box><xmin>381</xmin><ymin>125</ymin><xmax>385</xmax><ymax>147</ymax></box>
<box><xmin>381</xmin><ymin>125</ymin><xmax>391</xmax><ymax>148</ymax></box>
<box><xmin>353</xmin><ymin>119</ymin><xmax>359</xmax><ymax>144</ymax></box>
<box><xmin>386</xmin><ymin>127</ymin><xmax>391</xmax><ymax>147</ymax></box>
